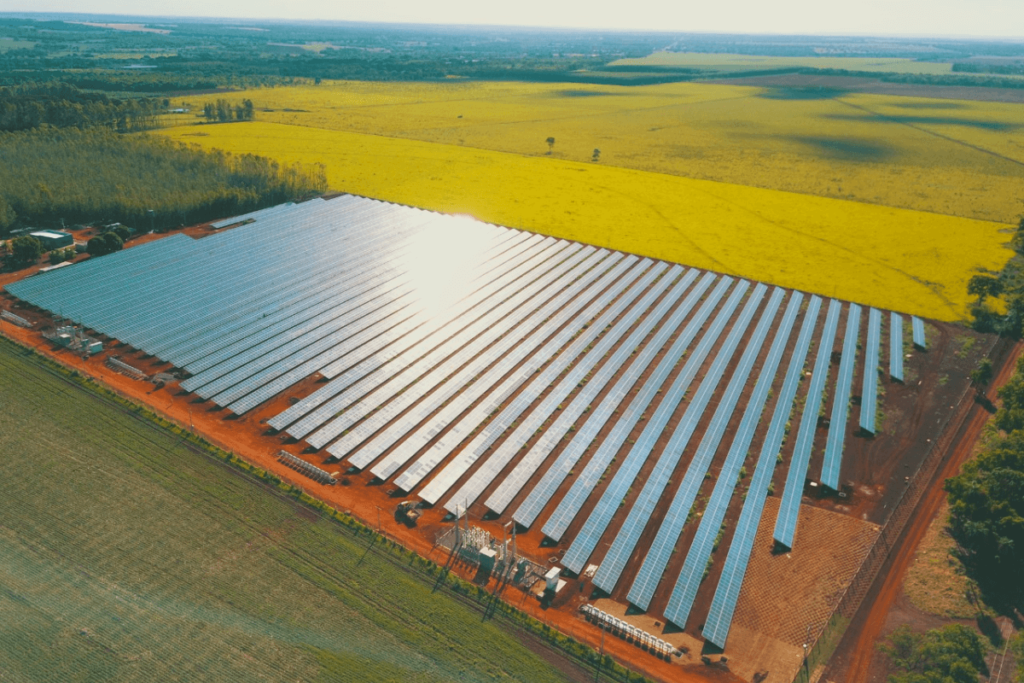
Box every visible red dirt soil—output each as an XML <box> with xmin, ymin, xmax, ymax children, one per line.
<box><xmin>823</xmin><ymin>340</ymin><xmax>1023</xmax><ymax>683</ymax></box>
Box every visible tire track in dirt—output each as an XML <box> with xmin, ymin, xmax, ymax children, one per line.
<box><xmin>828</xmin><ymin>338</ymin><xmax>1023</xmax><ymax>683</ymax></box>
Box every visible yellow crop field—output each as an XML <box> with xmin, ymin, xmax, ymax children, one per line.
<box><xmin>173</xmin><ymin>80</ymin><xmax>1024</xmax><ymax>224</ymax></box>
<box><xmin>156</xmin><ymin>121</ymin><xmax>1011</xmax><ymax>321</ymax></box>
<box><xmin>608</xmin><ymin>52</ymin><xmax>957</xmax><ymax>75</ymax></box>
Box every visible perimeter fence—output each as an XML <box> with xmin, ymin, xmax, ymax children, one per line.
<box><xmin>794</xmin><ymin>335</ymin><xmax>1012</xmax><ymax>683</ymax></box>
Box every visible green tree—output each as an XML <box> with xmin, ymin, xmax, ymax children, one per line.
<box><xmin>48</xmin><ymin>249</ymin><xmax>64</xmax><ymax>265</ymax></box>
<box><xmin>0</xmin><ymin>196</ymin><xmax>15</xmax><ymax>230</ymax></box>
<box><xmin>945</xmin><ymin>430</ymin><xmax>1024</xmax><ymax>599</ymax></box>
<box><xmin>545</xmin><ymin>136</ymin><xmax>555</xmax><ymax>154</ymax></box>
<box><xmin>87</xmin><ymin>232</ymin><xmax>123</xmax><ymax>257</ymax></box>
<box><xmin>971</xmin><ymin>357</ymin><xmax>994</xmax><ymax>388</ymax></box>
<box><xmin>592</xmin><ymin>148</ymin><xmax>601</xmax><ymax>162</ymax></box>
<box><xmin>9</xmin><ymin>235</ymin><xmax>42</xmax><ymax>266</ymax></box>
<box><xmin>109</xmin><ymin>224</ymin><xmax>131</xmax><ymax>242</ymax></box>
<box><xmin>968</xmin><ymin>274</ymin><xmax>1003</xmax><ymax>301</ymax></box>
<box><xmin>882</xmin><ymin>624</ymin><xmax>986</xmax><ymax>683</ymax></box>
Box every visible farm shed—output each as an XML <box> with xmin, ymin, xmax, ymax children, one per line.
<box><xmin>29</xmin><ymin>230</ymin><xmax>74</xmax><ymax>250</ymax></box>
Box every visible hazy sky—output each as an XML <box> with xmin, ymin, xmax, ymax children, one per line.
<box><xmin>7</xmin><ymin>0</ymin><xmax>1024</xmax><ymax>38</ymax></box>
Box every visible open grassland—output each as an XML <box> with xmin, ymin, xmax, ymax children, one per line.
<box><xmin>173</xmin><ymin>80</ymin><xmax>1024</xmax><ymax>224</ymax></box>
<box><xmin>158</xmin><ymin>121</ymin><xmax>1009</xmax><ymax>320</ymax></box>
<box><xmin>608</xmin><ymin>52</ymin><xmax>958</xmax><ymax>75</ymax></box>
<box><xmin>0</xmin><ymin>337</ymin><xmax>578</xmax><ymax>683</ymax></box>
<box><xmin>0</xmin><ymin>37</ymin><xmax>35</xmax><ymax>52</ymax></box>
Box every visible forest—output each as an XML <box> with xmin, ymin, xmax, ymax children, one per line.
<box><xmin>0</xmin><ymin>126</ymin><xmax>326</xmax><ymax>238</ymax></box>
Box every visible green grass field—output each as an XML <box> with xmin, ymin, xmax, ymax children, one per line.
<box><xmin>0</xmin><ymin>337</ymin><xmax>583</xmax><ymax>683</ymax></box>
<box><xmin>0</xmin><ymin>37</ymin><xmax>35</xmax><ymax>52</ymax></box>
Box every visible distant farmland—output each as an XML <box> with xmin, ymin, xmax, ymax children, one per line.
<box><xmin>158</xmin><ymin>121</ymin><xmax>1010</xmax><ymax>321</ymax></box>
<box><xmin>0</xmin><ymin>337</ymin><xmax>584</xmax><ymax>683</ymax></box>
<box><xmin>168</xmin><ymin>80</ymin><xmax>1024</xmax><ymax>225</ymax></box>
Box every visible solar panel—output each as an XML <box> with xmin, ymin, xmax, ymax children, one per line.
<box><xmin>301</xmin><ymin>245</ymin><xmax>600</xmax><ymax>447</ymax></box>
<box><xmin>330</xmin><ymin>252</ymin><xmax>634</xmax><ymax>466</ymax></box>
<box><xmin>821</xmin><ymin>303</ymin><xmax>861</xmax><ymax>490</ymax></box>
<box><xmin>437</xmin><ymin>261</ymin><xmax>666</xmax><ymax>512</ymax></box>
<box><xmin>660</xmin><ymin>289</ymin><xmax>799</xmax><ymax>626</ymax></box>
<box><xmin>890</xmin><ymin>312</ymin><xmax>904</xmax><ymax>381</ymax></box>
<box><xmin>223</xmin><ymin>238</ymin><xmax>578</xmax><ymax>416</ymax></box>
<box><xmin>859</xmin><ymin>308</ymin><xmax>881</xmax><ymax>434</ymax></box>
<box><xmin>417</xmin><ymin>259</ymin><xmax>652</xmax><ymax>506</ymax></box>
<box><xmin>702</xmin><ymin>292</ymin><xmax>820</xmax><ymax>647</ymax></box>
<box><xmin>365</xmin><ymin>254</ymin><xmax>632</xmax><ymax>479</ymax></box>
<box><xmin>540</xmin><ymin>272</ymin><xmax>725</xmax><ymax>543</ymax></box>
<box><xmin>629</xmin><ymin>286</ymin><xmax>784</xmax><ymax>611</ymax></box>
<box><xmin>559</xmin><ymin>278</ymin><xmax>747</xmax><ymax>574</ymax></box>
<box><xmin>480</xmin><ymin>265</ymin><xmax>689</xmax><ymax>515</ymax></box>
<box><xmin>390</xmin><ymin>256</ymin><xmax>641</xmax><ymax>492</ymax></box>
<box><xmin>590</xmin><ymin>282</ymin><xmax>766</xmax><ymax>593</ymax></box>
<box><xmin>507</xmin><ymin>270</ymin><xmax>705</xmax><ymax>527</ymax></box>
<box><xmin>268</xmin><ymin>237</ymin><xmax>570</xmax><ymax>434</ymax></box>
<box><xmin>773</xmin><ymin>297</ymin><xmax>841</xmax><ymax>549</ymax></box>
<box><xmin>912</xmin><ymin>316</ymin><xmax>926</xmax><ymax>349</ymax></box>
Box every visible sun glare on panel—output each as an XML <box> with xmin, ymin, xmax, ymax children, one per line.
<box><xmin>399</xmin><ymin>216</ymin><xmax>493</xmax><ymax>318</ymax></box>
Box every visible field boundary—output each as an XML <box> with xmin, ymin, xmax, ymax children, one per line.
<box><xmin>794</xmin><ymin>333</ymin><xmax>1013</xmax><ymax>683</ymax></box>
<box><xmin>0</xmin><ymin>332</ymin><xmax>655</xmax><ymax>683</ymax></box>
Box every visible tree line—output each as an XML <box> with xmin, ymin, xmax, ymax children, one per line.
<box><xmin>0</xmin><ymin>126</ymin><xmax>326</xmax><ymax>246</ymax></box>
<box><xmin>948</xmin><ymin>216</ymin><xmax>1024</xmax><ymax>611</ymax></box>
<box><xmin>0</xmin><ymin>82</ymin><xmax>166</xmax><ymax>133</ymax></box>
<box><xmin>202</xmin><ymin>99</ymin><xmax>255</xmax><ymax>123</ymax></box>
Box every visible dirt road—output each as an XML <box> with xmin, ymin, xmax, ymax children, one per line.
<box><xmin>826</xmin><ymin>340</ymin><xmax>1021</xmax><ymax>682</ymax></box>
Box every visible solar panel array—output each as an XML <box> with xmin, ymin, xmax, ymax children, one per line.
<box><xmin>4</xmin><ymin>196</ymin><xmax>931</xmax><ymax>652</ymax></box>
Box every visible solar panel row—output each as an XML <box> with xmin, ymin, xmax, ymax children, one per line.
<box><xmin>890</xmin><ymin>312</ymin><xmax>904</xmax><ymax>381</ymax></box>
<box><xmin>629</xmin><ymin>286</ymin><xmax>785</xmax><ymax>611</ymax></box>
<box><xmin>773</xmin><ymin>298</ymin><xmax>841</xmax><ymax>549</ymax></box>
<box><xmin>560</xmin><ymin>278</ymin><xmax>746</xmax><ymax>574</ymax></box>
<box><xmin>821</xmin><ymin>303</ymin><xmax>862</xmax><ymax>490</ymax></box>
<box><xmin>859</xmin><ymin>308</ymin><xmax>882</xmax><ymax>434</ymax></box>
<box><xmin>912</xmin><ymin>316</ymin><xmax>926</xmax><ymax>348</ymax></box>
<box><xmin>365</xmin><ymin>254</ymin><xmax>638</xmax><ymax>481</ymax></box>
<box><xmin>591</xmin><ymin>282</ymin><xmax>766</xmax><ymax>594</ymax></box>
<box><xmin>480</xmin><ymin>266</ymin><xmax>690</xmax><ymax>516</ymax></box>
<box><xmin>702</xmin><ymin>293</ymin><xmax>820</xmax><ymax>648</ymax></box>
<box><xmin>329</xmin><ymin>252</ymin><xmax>632</xmax><ymax>464</ymax></box>
<box><xmin>405</xmin><ymin>257</ymin><xmax>647</xmax><ymax>502</ymax></box>
<box><xmin>661</xmin><ymin>290</ymin><xmax>801</xmax><ymax>627</ymax></box>
<box><xmin>511</xmin><ymin>272</ymin><xmax>712</xmax><ymax>529</ymax></box>
<box><xmin>438</xmin><ymin>261</ymin><xmax>667</xmax><ymax>513</ymax></box>
<box><xmin>540</xmin><ymin>272</ymin><xmax>726</xmax><ymax>543</ymax></box>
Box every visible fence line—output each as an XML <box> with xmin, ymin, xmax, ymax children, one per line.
<box><xmin>795</xmin><ymin>335</ymin><xmax>1010</xmax><ymax>683</ymax></box>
